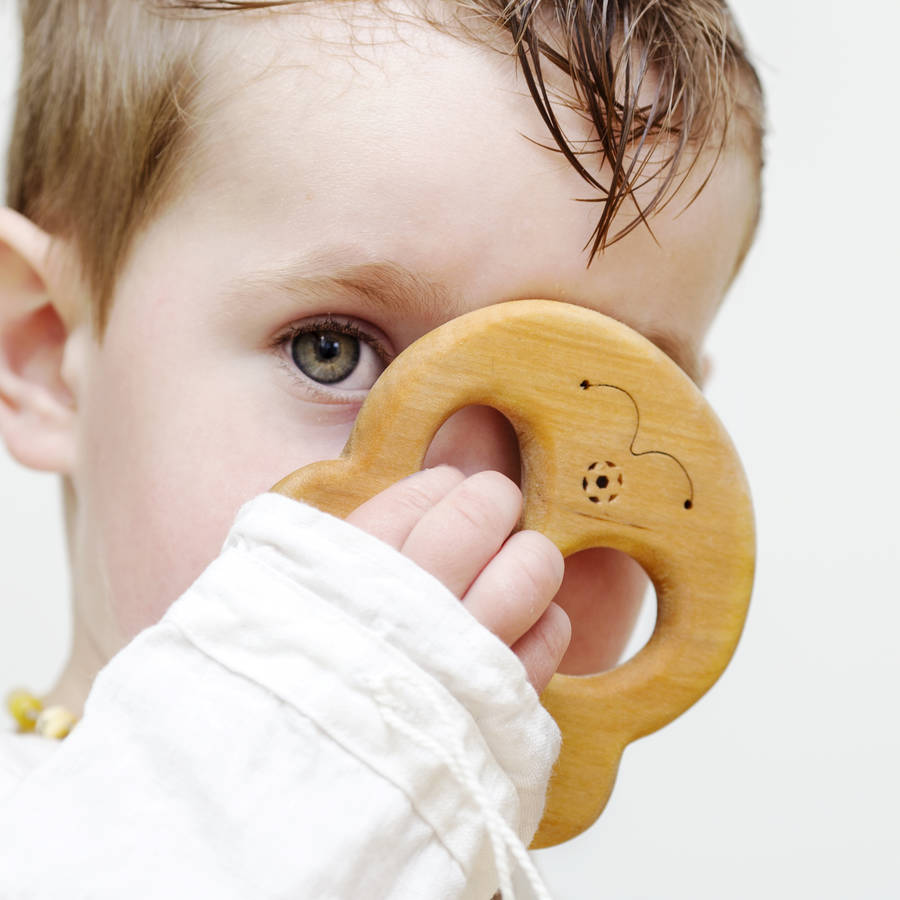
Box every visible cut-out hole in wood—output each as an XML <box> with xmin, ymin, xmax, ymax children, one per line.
<box><xmin>422</xmin><ymin>405</ymin><xmax>522</xmax><ymax>486</ymax></box>
<box><xmin>554</xmin><ymin>549</ymin><xmax>654</xmax><ymax>676</ymax></box>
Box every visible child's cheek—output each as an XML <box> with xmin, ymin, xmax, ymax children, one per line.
<box><xmin>74</xmin><ymin>345</ymin><xmax>358</xmax><ymax>644</ymax></box>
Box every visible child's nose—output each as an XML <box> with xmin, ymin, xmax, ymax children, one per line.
<box><xmin>422</xmin><ymin>405</ymin><xmax>522</xmax><ymax>485</ymax></box>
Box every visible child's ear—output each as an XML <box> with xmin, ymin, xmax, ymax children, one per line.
<box><xmin>0</xmin><ymin>208</ymin><xmax>79</xmax><ymax>473</ymax></box>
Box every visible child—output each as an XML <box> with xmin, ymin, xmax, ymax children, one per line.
<box><xmin>0</xmin><ymin>0</ymin><xmax>763</xmax><ymax>896</ymax></box>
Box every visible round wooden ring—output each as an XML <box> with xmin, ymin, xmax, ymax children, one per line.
<box><xmin>273</xmin><ymin>300</ymin><xmax>755</xmax><ymax>847</ymax></box>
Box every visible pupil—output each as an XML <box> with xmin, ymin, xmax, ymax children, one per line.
<box><xmin>317</xmin><ymin>336</ymin><xmax>341</xmax><ymax>361</ymax></box>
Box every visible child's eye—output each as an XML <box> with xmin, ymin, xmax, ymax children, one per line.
<box><xmin>291</xmin><ymin>329</ymin><xmax>361</xmax><ymax>384</ymax></box>
<box><xmin>277</xmin><ymin>317</ymin><xmax>392</xmax><ymax>397</ymax></box>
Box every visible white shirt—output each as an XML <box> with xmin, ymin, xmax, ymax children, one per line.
<box><xmin>0</xmin><ymin>494</ymin><xmax>560</xmax><ymax>899</ymax></box>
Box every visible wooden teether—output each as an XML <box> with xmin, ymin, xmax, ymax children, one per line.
<box><xmin>272</xmin><ymin>299</ymin><xmax>754</xmax><ymax>848</ymax></box>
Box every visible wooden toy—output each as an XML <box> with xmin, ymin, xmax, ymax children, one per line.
<box><xmin>272</xmin><ymin>299</ymin><xmax>755</xmax><ymax>848</ymax></box>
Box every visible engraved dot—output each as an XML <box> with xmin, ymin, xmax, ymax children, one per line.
<box><xmin>596</xmin><ymin>476</ymin><xmax>609</xmax><ymax>489</ymax></box>
<box><xmin>684</xmin><ymin>500</ymin><xmax>693</xmax><ymax>510</ymax></box>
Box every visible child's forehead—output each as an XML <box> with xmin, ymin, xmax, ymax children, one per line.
<box><xmin>188</xmin><ymin>7</ymin><xmax>602</xmax><ymax>237</ymax></box>
<box><xmin>200</xmin><ymin>5</ymin><xmax>525</xmax><ymax>124</ymax></box>
<box><xmin>130</xmin><ymin>1</ymin><xmax>759</xmax><ymax>371</ymax></box>
<box><xmin>193</xmin><ymin>3</ymin><xmax>755</xmax><ymax>208</ymax></box>
<box><xmin>192</xmin><ymin>2</ymin><xmax>759</xmax><ymax>223</ymax></box>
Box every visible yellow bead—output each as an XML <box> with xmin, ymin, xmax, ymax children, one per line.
<box><xmin>6</xmin><ymin>690</ymin><xmax>43</xmax><ymax>732</ymax></box>
<box><xmin>35</xmin><ymin>706</ymin><xmax>77</xmax><ymax>740</ymax></box>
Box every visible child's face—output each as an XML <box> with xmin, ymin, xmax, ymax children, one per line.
<box><xmin>61</xmin><ymin>7</ymin><xmax>757</xmax><ymax>671</ymax></box>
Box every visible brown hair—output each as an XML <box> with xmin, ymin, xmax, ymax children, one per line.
<box><xmin>5</xmin><ymin>0</ymin><xmax>763</xmax><ymax>332</ymax></box>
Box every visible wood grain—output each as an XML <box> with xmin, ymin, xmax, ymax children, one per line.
<box><xmin>272</xmin><ymin>300</ymin><xmax>755</xmax><ymax>848</ymax></box>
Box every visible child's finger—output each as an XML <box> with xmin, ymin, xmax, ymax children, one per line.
<box><xmin>399</xmin><ymin>470</ymin><xmax>522</xmax><ymax>598</ymax></box>
<box><xmin>461</xmin><ymin>530</ymin><xmax>565</xmax><ymax>646</ymax></box>
<box><xmin>346</xmin><ymin>465</ymin><xmax>466</xmax><ymax>549</ymax></box>
<box><xmin>510</xmin><ymin>602</ymin><xmax>572</xmax><ymax>694</ymax></box>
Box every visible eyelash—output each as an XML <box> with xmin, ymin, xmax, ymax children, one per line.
<box><xmin>272</xmin><ymin>316</ymin><xmax>395</xmax><ymax>401</ymax></box>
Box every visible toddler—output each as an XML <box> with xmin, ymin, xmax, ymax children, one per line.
<box><xmin>0</xmin><ymin>0</ymin><xmax>763</xmax><ymax>896</ymax></box>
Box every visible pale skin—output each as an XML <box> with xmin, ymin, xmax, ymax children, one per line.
<box><xmin>0</xmin><ymin>4</ymin><xmax>759</xmax><ymax>716</ymax></box>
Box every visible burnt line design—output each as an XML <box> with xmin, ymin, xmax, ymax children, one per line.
<box><xmin>579</xmin><ymin>380</ymin><xmax>694</xmax><ymax>509</ymax></box>
<box><xmin>575</xmin><ymin>511</ymin><xmax>650</xmax><ymax>530</ymax></box>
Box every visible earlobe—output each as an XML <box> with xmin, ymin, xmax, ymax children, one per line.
<box><xmin>0</xmin><ymin>208</ymin><xmax>79</xmax><ymax>473</ymax></box>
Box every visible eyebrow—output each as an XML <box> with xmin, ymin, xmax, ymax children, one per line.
<box><xmin>234</xmin><ymin>259</ymin><xmax>701</xmax><ymax>383</ymax></box>
<box><xmin>233</xmin><ymin>259</ymin><xmax>454</xmax><ymax>322</ymax></box>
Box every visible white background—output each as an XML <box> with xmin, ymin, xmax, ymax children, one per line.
<box><xmin>1</xmin><ymin>1</ymin><xmax>898</xmax><ymax>897</ymax></box>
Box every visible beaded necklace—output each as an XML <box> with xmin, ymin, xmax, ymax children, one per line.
<box><xmin>5</xmin><ymin>690</ymin><xmax>77</xmax><ymax>739</ymax></box>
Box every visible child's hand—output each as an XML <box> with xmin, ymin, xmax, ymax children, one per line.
<box><xmin>346</xmin><ymin>466</ymin><xmax>571</xmax><ymax>693</ymax></box>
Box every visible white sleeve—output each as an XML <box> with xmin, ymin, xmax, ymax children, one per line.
<box><xmin>0</xmin><ymin>493</ymin><xmax>560</xmax><ymax>900</ymax></box>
